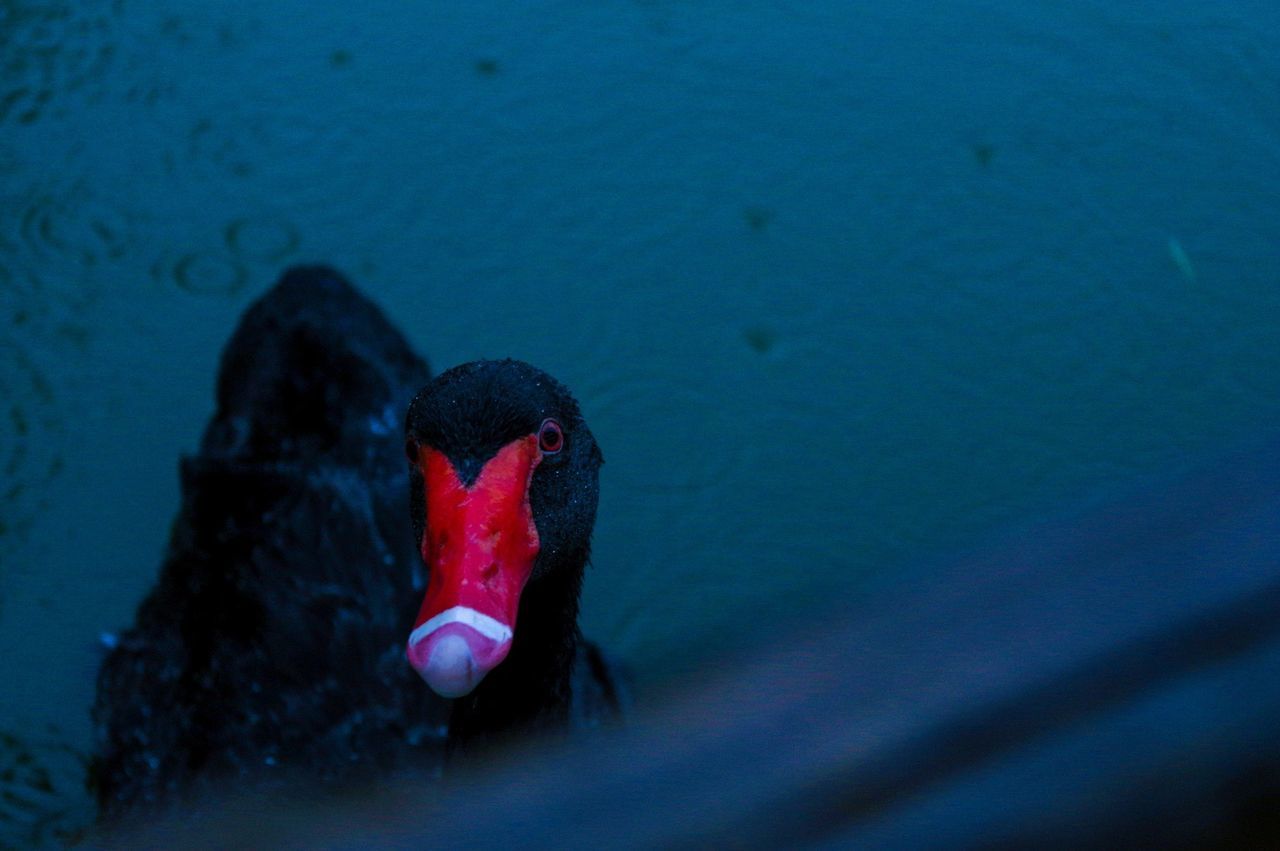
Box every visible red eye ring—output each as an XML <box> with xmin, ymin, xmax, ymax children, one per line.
<box><xmin>538</xmin><ymin>418</ymin><xmax>564</xmax><ymax>454</ymax></box>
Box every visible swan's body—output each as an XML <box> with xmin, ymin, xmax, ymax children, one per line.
<box><xmin>91</xmin><ymin>267</ymin><xmax>624</xmax><ymax>821</ymax></box>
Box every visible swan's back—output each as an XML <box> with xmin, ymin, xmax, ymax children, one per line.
<box><xmin>91</xmin><ymin>266</ymin><xmax>445</xmax><ymax>820</ymax></box>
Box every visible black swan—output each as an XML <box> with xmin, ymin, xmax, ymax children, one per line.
<box><xmin>91</xmin><ymin>266</ymin><xmax>625</xmax><ymax>822</ymax></box>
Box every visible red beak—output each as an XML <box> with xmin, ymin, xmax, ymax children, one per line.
<box><xmin>406</xmin><ymin>436</ymin><xmax>542</xmax><ymax>698</ymax></box>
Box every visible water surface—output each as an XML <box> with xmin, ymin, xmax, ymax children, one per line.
<box><xmin>1</xmin><ymin>0</ymin><xmax>1278</xmax><ymax>842</ymax></box>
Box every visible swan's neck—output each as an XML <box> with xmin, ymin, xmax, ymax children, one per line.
<box><xmin>446</xmin><ymin>565</ymin><xmax>583</xmax><ymax>752</ymax></box>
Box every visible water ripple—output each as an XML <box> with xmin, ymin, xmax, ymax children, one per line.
<box><xmin>152</xmin><ymin>249</ymin><xmax>248</xmax><ymax>296</ymax></box>
<box><xmin>0</xmin><ymin>0</ymin><xmax>120</xmax><ymax>127</ymax></box>
<box><xmin>0</xmin><ymin>725</ymin><xmax>91</xmax><ymax>848</ymax></box>
<box><xmin>16</xmin><ymin>183</ymin><xmax>133</xmax><ymax>269</ymax></box>
<box><xmin>184</xmin><ymin>112</ymin><xmax>329</xmax><ymax>181</ymax></box>
<box><xmin>0</xmin><ymin>338</ymin><xmax>62</xmax><ymax>546</ymax></box>
<box><xmin>151</xmin><ymin>216</ymin><xmax>300</xmax><ymax>297</ymax></box>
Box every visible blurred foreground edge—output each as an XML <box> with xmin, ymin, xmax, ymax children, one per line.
<box><xmin>108</xmin><ymin>437</ymin><xmax>1280</xmax><ymax>849</ymax></box>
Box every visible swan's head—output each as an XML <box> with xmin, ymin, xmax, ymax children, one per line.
<box><xmin>403</xmin><ymin>359</ymin><xmax>602</xmax><ymax>698</ymax></box>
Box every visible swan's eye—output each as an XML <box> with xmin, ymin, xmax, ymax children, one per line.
<box><xmin>538</xmin><ymin>419</ymin><xmax>564</xmax><ymax>454</ymax></box>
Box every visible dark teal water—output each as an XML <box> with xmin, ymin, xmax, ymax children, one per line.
<box><xmin>2</xmin><ymin>0</ymin><xmax>1278</xmax><ymax>842</ymax></box>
